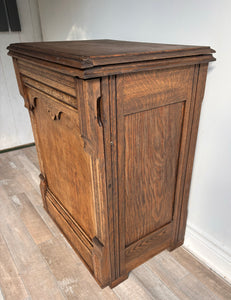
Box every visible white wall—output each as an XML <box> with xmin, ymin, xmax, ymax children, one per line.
<box><xmin>0</xmin><ymin>0</ymin><xmax>42</xmax><ymax>150</ymax></box>
<box><xmin>38</xmin><ymin>0</ymin><xmax>231</xmax><ymax>281</ymax></box>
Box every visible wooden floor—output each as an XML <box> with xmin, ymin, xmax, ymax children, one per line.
<box><xmin>0</xmin><ymin>146</ymin><xmax>231</xmax><ymax>300</ymax></box>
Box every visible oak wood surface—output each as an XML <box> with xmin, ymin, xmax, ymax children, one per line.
<box><xmin>8</xmin><ymin>39</ymin><xmax>216</xmax><ymax>288</ymax></box>
<box><xmin>124</xmin><ymin>103</ymin><xmax>184</xmax><ymax>246</ymax></box>
<box><xmin>10</xmin><ymin>51</ymin><xmax>215</xmax><ymax>79</ymax></box>
<box><xmin>117</xmin><ymin>66</ymin><xmax>194</xmax><ymax>115</ymax></box>
<box><xmin>8</xmin><ymin>39</ymin><xmax>215</xmax><ymax>69</ymax></box>
<box><xmin>18</xmin><ymin>59</ymin><xmax>76</xmax><ymax>96</ymax></box>
<box><xmin>28</xmin><ymin>89</ymin><xmax>96</xmax><ymax>240</ymax></box>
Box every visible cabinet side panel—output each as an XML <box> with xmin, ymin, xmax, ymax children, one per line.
<box><xmin>116</xmin><ymin>66</ymin><xmax>195</xmax><ymax>275</ymax></box>
<box><xmin>125</xmin><ymin>102</ymin><xmax>184</xmax><ymax>246</ymax></box>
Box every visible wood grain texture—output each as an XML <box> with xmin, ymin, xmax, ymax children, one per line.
<box><xmin>125</xmin><ymin>223</ymin><xmax>172</xmax><ymax>272</ymax></box>
<box><xmin>7</xmin><ymin>39</ymin><xmax>215</xmax><ymax>69</ymax></box>
<box><xmin>124</xmin><ymin>102</ymin><xmax>184</xmax><ymax>246</ymax></box>
<box><xmin>117</xmin><ymin>66</ymin><xmax>194</xmax><ymax>115</ymax></box>
<box><xmin>23</xmin><ymin>75</ymin><xmax>77</xmax><ymax>108</ymax></box>
<box><xmin>39</xmin><ymin>237</ymin><xmax>118</xmax><ymax>300</ymax></box>
<box><xmin>8</xmin><ymin>40</ymin><xmax>215</xmax><ymax>287</ymax></box>
<box><xmin>133</xmin><ymin>265</ymin><xmax>179</xmax><ymax>300</ymax></box>
<box><xmin>146</xmin><ymin>251</ymin><xmax>218</xmax><ymax>300</ymax></box>
<box><xmin>0</xmin><ymin>186</ymin><xmax>65</xmax><ymax>300</ymax></box>
<box><xmin>0</xmin><ymin>232</ymin><xmax>28</xmax><ymax>300</ymax></box>
<box><xmin>45</xmin><ymin>188</ymin><xmax>94</xmax><ymax>271</ymax></box>
<box><xmin>28</xmin><ymin>89</ymin><xmax>96</xmax><ymax>241</ymax></box>
<box><xmin>18</xmin><ymin>59</ymin><xmax>76</xmax><ymax>94</ymax></box>
<box><xmin>175</xmin><ymin>64</ymin><xmax>209</xmax><ymax>246</ymax></box>
<box><xmin>13</xmin><ymin>192</ymin><xmax>53</xmax><ymax>245</ymax></box>
<box><xmin>1</xmin><ymin>146</ymin><xmax>230</xmax><ymax>299</ymax></box>
<box><xmin>76</xmin><ymin>77</ymin><xmax>112</xmax><ymax>287</ymax></box>
<box><xmin>8</xmin><ymin>48</ymin><xmax>215</xmax><ymax>80</ymax></box>
<box><xmin>116</xmin><ymin>64</ymin><xmax>197</xmax><ymax>276</ymax></box>
<box><xmin>171</xmin><ymin>247</ymin><xmax>231</xmax><ymax>300</ymax></box>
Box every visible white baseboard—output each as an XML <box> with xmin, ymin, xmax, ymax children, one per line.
<box><xmin>184</xmin><ymin>223</ymin><xmax>231</xmax><ymax>284</ymax></box>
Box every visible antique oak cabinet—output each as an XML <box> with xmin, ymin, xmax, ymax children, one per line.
<box><xmin>8</xmin><ymin>40</ymin><xmax>215</xmax><ymax>288</ymax></box>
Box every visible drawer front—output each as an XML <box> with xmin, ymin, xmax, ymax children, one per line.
<box><xmin>18</xmin><ymin>59</ymin><xmax>78</xmax><ymax>108</ymax></box>
<box><xmin>115</xmin><ymin>66</ymin><xmax>196</xmax><ymax>274</ymax></box>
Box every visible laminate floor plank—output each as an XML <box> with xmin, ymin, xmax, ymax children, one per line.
<box><xmin>0</xmin><ymin>146</ymin><xmax>231</xmax><ymax>299</ymax></box>
<box><xmin>133</xmin><ymin>264</ymin><xmax>179</xmax><ymax>300</ymax></box>
<box><xmin>0</xmin><ymin>232</ymin><xmax>29</xmax><ymax>300</ymax></box>
<box><xmin>0</xmin><ymin>152</ymin><xmax>60</xmax><ymax>238</ymax></box>
<box><xmin>22</xmin><ymin>147</ymin><xmax>39</xmax><ymax>169</ymax></box>
<box><xmin>25</xmin><ymin>188</ymin><xmax>62</xmax><ymax>237</ymax></box>
<box><xmin>0</xmin><ymin>186</ymin><xmax>66</xmax><ymax>300</ymax></box>
<box><xmin>170</xmin><ymin>247</ymin><xmax>231</xmax><ymax>300</ymax></box>
<box><xmin>113</xmin><ymin>273</ymin><xmax>153</xmax><ymax>300</ymax></box>
<box><xmin>17</xmin><ymin>154</ymin><xmax>40</xmax><ymax>194</ymax></box>
<box><xmin>12</xmin><ymin>193</ymin><xmax>53</xmax><ymax>245</ymax></box>
<box><xmin>39</xmin><ymin>236</ymin><xmax>118</xmax><ymax>300</ymax></box>
<box><xmin>146</xmin><ymin>251</ymin><xmax>219</xmax><ymax>300</ymax></box>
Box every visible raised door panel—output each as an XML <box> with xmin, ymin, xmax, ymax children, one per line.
<box><xmin>116</xmin><ymin>66</ymin><xmax>196</xmax><ymax>273</ymax></box>
<box><xmin>27</xmin><ymin>88</ymin><xmax>97</xmax><ymax>241</ymax></box>
<box><xmin>124</xmin><ymin>102</ymin><xmax>184</xmax><ymax>246</ymax></box>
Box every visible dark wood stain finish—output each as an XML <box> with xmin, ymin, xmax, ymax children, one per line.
<box><xmin>8</xmin><ymin>39</ymin><xmax>215</xmax><ymax>288</ymax></box>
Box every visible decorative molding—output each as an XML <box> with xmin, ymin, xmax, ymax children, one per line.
<box><xmin>184</xmin><ymin>223</ymin><xmax>231</xmax><ymax>284</ymax></box>
<box><xmin>75</xmin><ymin>77</ymin><xmax>112</xmax><ymax>286</ymax></box>
<box><xmin>46</xmin><ymin>187</ymin><xmax>93</xmax><ymax>250</ymax></box>
<box><xmin>22</xmin><ymin>74</ymin><xmax>77</xmax><ymax>108</ymax></box>
<box><xmin>25</xmin><ymin>96</ymin><xmax>37</xmax><ymax>112</ymax></box>
<box><xmin>8</xmin><ymin>50</ymin><xmax>215</xmax><ymax>80</ymax></box>
<box><xmin>47</xmin><ymin>109</ymin><xmax>62</xmax><ymax>120</ymax></box>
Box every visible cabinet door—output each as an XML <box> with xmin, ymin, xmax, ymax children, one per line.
<box><xmin>115</xmin><ymin>66</ymin><xmax>197</xmax><ymax>274</ymax></box>
<box><xmin>26</xmin><ymin>88</ymin><xmax>96</xmax><ymax>269</ymax></box>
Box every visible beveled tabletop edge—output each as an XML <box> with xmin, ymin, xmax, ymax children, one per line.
<box><xmin>7</xmin><ymin>39</ymin><xmax>216</xmax><ymax>70</ymax></box>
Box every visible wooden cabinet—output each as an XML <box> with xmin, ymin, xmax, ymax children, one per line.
<box><xmin>8</xmin><ymin>40</ymin><xmax>215</xmax><ymax>288</ymax></box>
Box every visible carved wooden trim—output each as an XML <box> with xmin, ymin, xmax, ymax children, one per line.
<box><xmin>9</xmin><ymin>51</ymin><xmax>215</xmax><ymax>79</ymax></box>
<box><xmin>25</xmin><ymin>96</ymin><xmax>37</xmax><ymax>113</ymax></box>
<box><xmin>47</xmin><ymin>109</ymin><xmax>62</xmax><ymax>120</ymax></box>
<box><xmin>22</xmin><ymin>75</ymin><xmax>77</xmax><ymax>108</ymax></box>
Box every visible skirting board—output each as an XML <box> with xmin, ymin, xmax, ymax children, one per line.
<box><xmin>0</xmin><ymin>142</ymin><xmax>35</xmax><ymax>153</ymax></box>
<box><xmin>184</xmin><ymin>223</ymin><xmax>231</xmax><ymax>284</ymax></box>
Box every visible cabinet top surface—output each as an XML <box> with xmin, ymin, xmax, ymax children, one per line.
<box><xmin>8</xmin><ymin>39</ymin><xmax>215</xmax><ymax>69</ymax></box>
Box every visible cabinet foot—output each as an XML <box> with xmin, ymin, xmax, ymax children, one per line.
<box><xmin>168</xmin><ymin>240</ymin><xmax>184</xmax><ymax>252</ymax></box>
<box><xmin>110</xmin><ymin>274</ymin><xmax>129</xmax><ymax>288</ymax></box>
